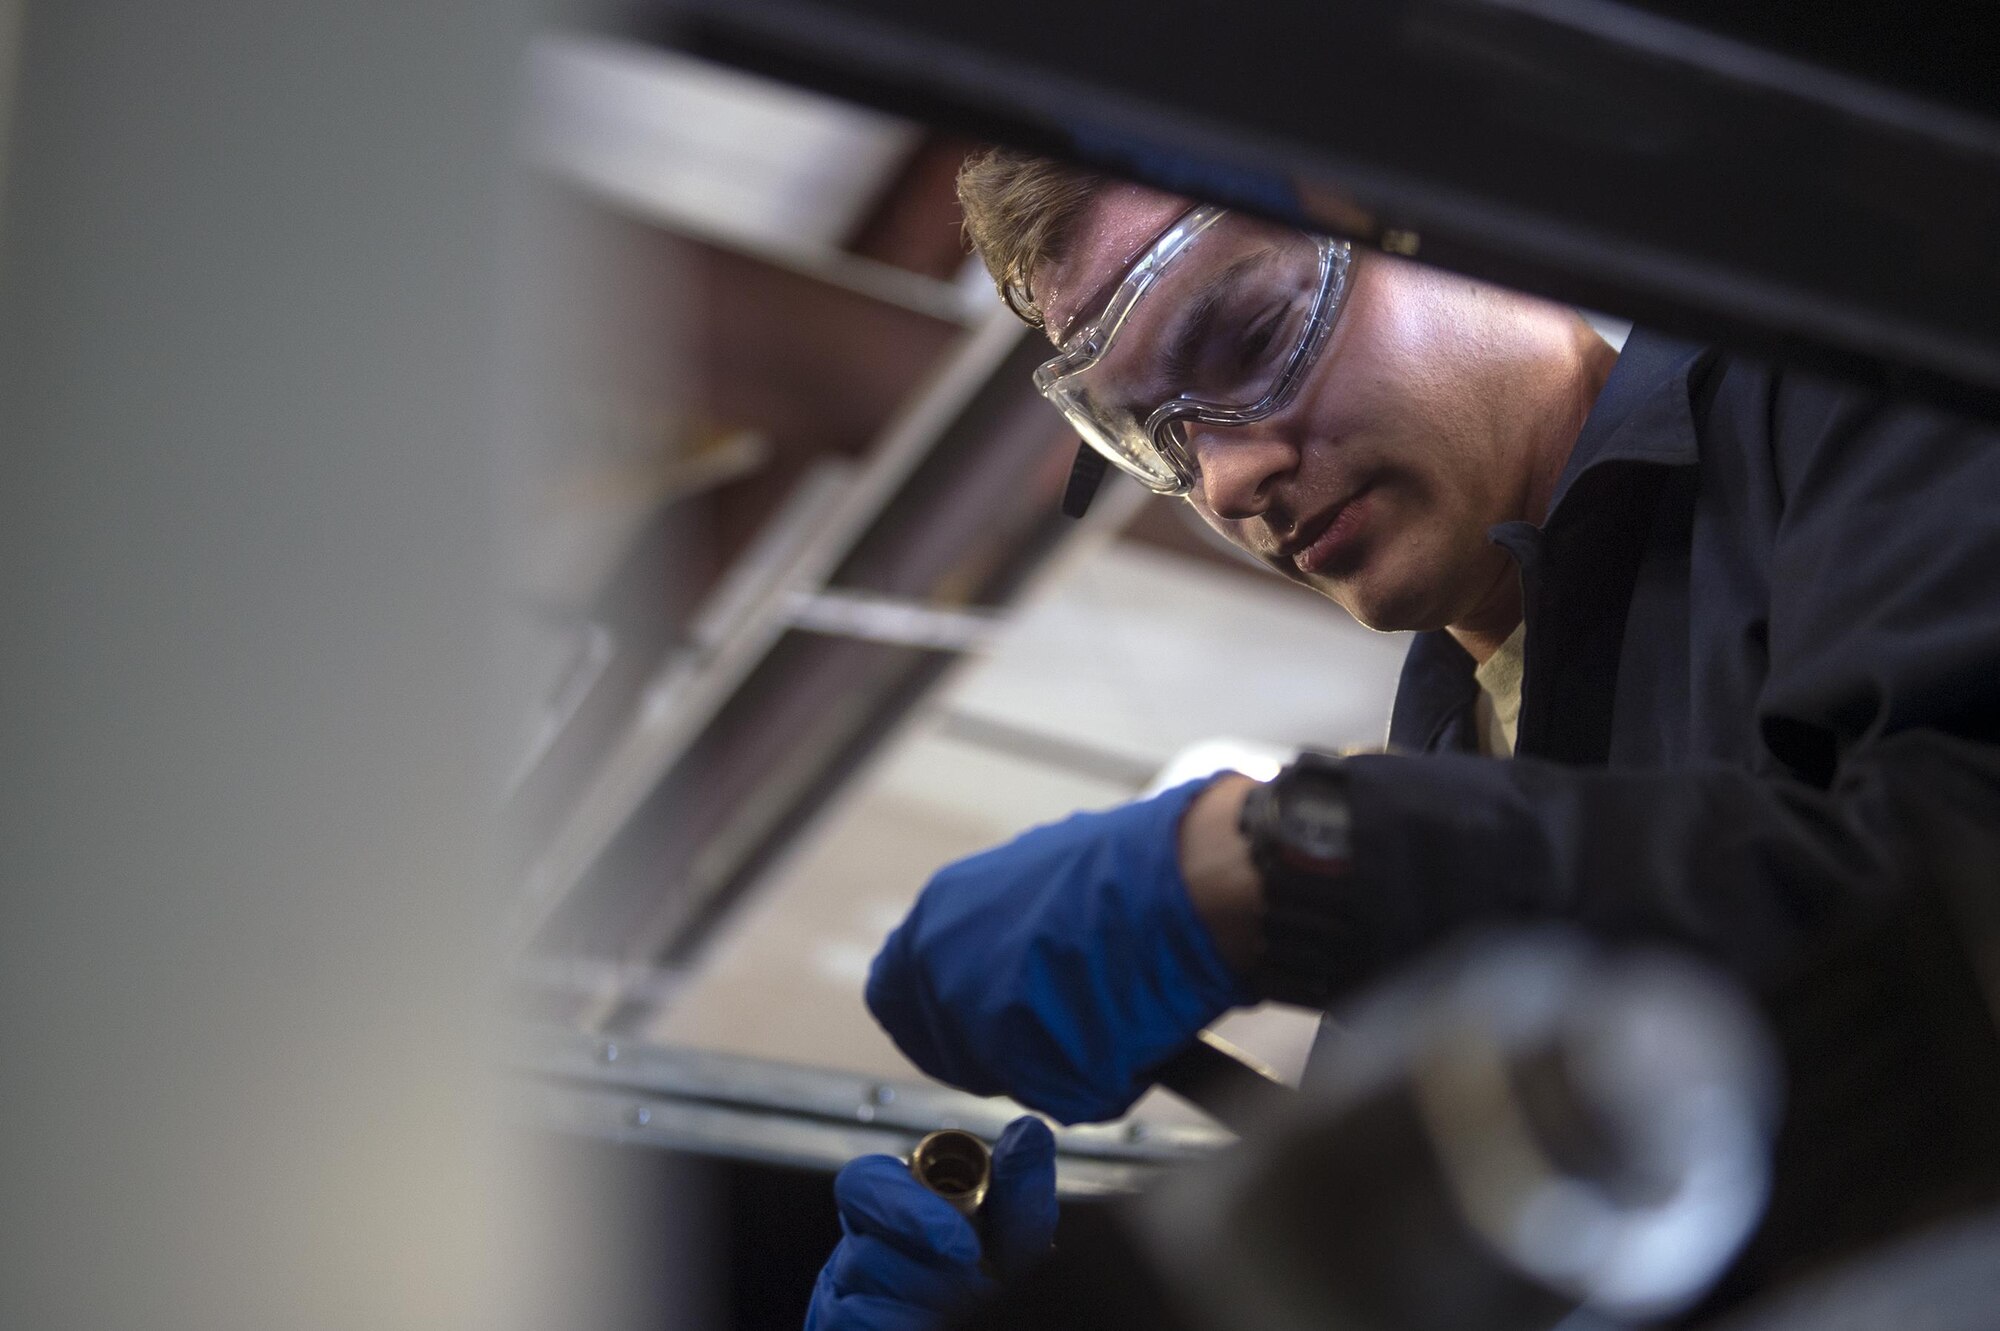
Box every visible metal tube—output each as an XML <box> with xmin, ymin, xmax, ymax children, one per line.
<box><xmin>909</xmin><ymin>1129</ymin><xmax>992</xmax><ymax>1217</ymax></box>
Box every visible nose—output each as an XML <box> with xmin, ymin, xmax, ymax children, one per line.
<box><xmin>1191</xmin><ymin>424</ymin><xmax>1296</xmax><ymax>521</ymax></box>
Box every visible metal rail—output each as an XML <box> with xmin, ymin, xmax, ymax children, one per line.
<box><xmin>505</xmin><ymin>309</ymin><xmax>1029</xmax><ymax>957</ymax></box>
<box><xmin>506</xmin><ymin>1024</ymin><xmax>1232</xmax><ymax>1196</ymax></box>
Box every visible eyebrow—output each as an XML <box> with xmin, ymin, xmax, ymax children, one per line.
<box><xmin>1158</xmin><ymin>250</ymin><xmax>1278</xmax><ymax>387</ymax></box>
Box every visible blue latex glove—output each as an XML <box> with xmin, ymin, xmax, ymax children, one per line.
<box><xmin>866</xmin><ymin>779</ymin><xmax>1252</xmax><ymax>1124</ymax></box>
<box><xmin>805</xmin><ymin>1116</ymin><xmax>1058</xmax><ymax>1331</ymax></box>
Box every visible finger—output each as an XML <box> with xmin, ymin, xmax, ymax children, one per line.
<box><xmin>866</xmin><ymin>934</ymin><xmax>967</xmax><ymax>1093</ymax></box>
<box><xmin>825</xmin><ymin>1233</ymin><xmax>991</xmax><ymax>1308</ymax></box>
<box><xmin>802</xmin><ymin>1261</ymin><xmax>859</xmax><ymax>1331</ymax></box>
<box><xmin>833</xmin><ymin>1155</ymin><xmax>983</xmax><ymax>1266</ymax></box>
<box><xmin>983</xmin><ymin>1115</ymin><xmax>1058</xmax><ymax>1277</ymax></box>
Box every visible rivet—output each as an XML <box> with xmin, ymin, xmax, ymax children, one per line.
<box><xmin>869</xmin><ymin>1085</ymin><xmax>896</xmax><ymax>1106</ymax></box>
<box><xmin>856</xmin><ymin>1104</ymin><xmax>876</xmax><ymax>1124</ymax></box>
<box><xmin>599</xmin><ymin>1041</ymin><xmax>619</xmax><ymax>1064</ymax></box>
<box><xmin>629</xmin><ymin>1104</ymin><xmax>651</xmax><ymax>1127</ymax></box>
<box><xmin>1125</xmin><ymin>1121</ymin><xmax>1150</xmax><ymax>1144</ymax></box>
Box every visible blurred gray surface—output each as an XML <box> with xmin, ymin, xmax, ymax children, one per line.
<box><xmin>0</xmin><ymin>3</ymin><xmax>529</xmax><ymax>1327</ymax></box>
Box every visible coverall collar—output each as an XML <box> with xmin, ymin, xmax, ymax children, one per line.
<box><xmin>1387</xmin><ymin>329</ymin><xmax>1712</xmax><ymax>755</ymax></box>
<box><xmin>1539</xmin><ymin>328</ymin><xmax>1709</xmax><ymax>525</ymax></box>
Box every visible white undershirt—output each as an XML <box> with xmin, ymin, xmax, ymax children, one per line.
<box><xmin>1473</xmin><ymin>622</ymin><xmax>1528</xmax><ymax>758</ymax></box>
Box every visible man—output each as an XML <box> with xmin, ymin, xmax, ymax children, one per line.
<box><xmin>804</xmin><ymin>147</ymin><xmax>2000</xmax><ymax>1329</ymax></box>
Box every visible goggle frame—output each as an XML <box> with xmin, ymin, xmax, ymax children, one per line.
<box><xmin>1033</xmin><ymin>206</ymin><xmax>1354</xmax><ymax>496</ymax></box>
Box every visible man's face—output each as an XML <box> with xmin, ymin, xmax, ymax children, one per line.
<box><xmin>1038</xmin><ymin>185</ymin><xmax>1546</xmax><ymax>635</ymax></box>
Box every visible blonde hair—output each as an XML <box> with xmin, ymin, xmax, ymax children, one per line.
<box><xmin>956</xmin><ymin>147</ymin><xmax>1104</xmax><ymax>328</ymax></box>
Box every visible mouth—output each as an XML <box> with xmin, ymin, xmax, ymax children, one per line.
<box><xmin>1284</xmin><ymin>487</ymin><xmax>1373</xmax><ymax>576</ymax></box>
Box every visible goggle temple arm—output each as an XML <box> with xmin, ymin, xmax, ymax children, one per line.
<box><xmin>1061</xmin><ymin>441</ymin><xmax>1109</xmax><ymax>519</ymax></box>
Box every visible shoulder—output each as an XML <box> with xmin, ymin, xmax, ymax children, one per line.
<box><xmin>1670</xmin><ymin>342</ymin><xmax>1984</xmax><ymax>500</ymax></box>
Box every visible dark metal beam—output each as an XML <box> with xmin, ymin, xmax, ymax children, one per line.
<box><xmin>640</xmin><ymin>0</ymin><xmax>2000</xmax><ymax>419</ymax></box>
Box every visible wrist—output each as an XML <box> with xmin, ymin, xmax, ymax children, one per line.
<box><xmin>1176</xmin><ymin>773</ymin><xmax>1265</xmax><ymax>977</ymax></box>
<box><xmin>1241</xmin><ymin>752</ymin><xmax>1362</xmax><ymax>1009</ymax></box>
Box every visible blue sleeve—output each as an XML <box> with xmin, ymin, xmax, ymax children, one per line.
<box><xmin>867</xmin><ymin>779</ymin><xmax>1252</xmax><ymax>1124</ymax></box>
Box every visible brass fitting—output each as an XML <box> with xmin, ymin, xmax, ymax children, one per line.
<box><xmin>908</xmin><ymin>1129</ymin><xmax>992</xmax><ymax>1217</ymax></box>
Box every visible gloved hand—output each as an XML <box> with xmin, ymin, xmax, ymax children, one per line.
<box><xmin>805</xmin><ymin>1116</ymin><xmax>1058</xmax><ymax>1331</ymax></box>
<box><xmin>866</xmin><ymin>779</ymin><xmax>1254</xmax><ymax>1124</ymax></box>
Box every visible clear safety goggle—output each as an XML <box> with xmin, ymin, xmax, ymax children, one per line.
<box><xmin>1034</xmin><ymin>205</ymin><xmax>1354</xmax><ymax>497</ymax></box>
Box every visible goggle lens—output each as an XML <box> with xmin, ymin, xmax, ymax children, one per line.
<box><xmin>1036</xmin><ymin>209</ymin><xmax>1349</xmax><ymax>497</ymax></box>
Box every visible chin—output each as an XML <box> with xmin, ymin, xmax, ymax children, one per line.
<box><xmin>1345</xmin><ymin>600</ymin><xmax>1432</xmax><ymax>635</ymax></box>
<box><xmin>1320</xmin><ymin>514</ymin><xmax>1492</xmax><ymax>634</ymax></box>
<box><xmin>1316</xmin><ymin>568</ymin><xmax>1451</xmax><ymax>635</ymax></box>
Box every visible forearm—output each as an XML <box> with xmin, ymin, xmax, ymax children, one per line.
<box><xmin>1176</xmin><ymin>773</ymin><xmax>1263</xmax><ymax>975</ymax></box>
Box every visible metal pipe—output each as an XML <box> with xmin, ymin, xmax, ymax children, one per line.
<box><xmin>1149</xmin><ymin>1029</ymin><xmax>1297</xmax><ymax>1134</ymax></box>
<box><xmin>909</xmin><ymin>1128</ymin><xmax>992</xmax><ymax>1217</ymax></box>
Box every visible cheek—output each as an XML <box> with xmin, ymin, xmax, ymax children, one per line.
<box><xmin>1315</xmin><ymin>266</ymin><xmax>1493</xmax><ymax>464</ymax></box>
<box><xmin>1325</xmin><ymin>262</ymin><xmax>1448</xmax><ymax>386</ymax></box>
